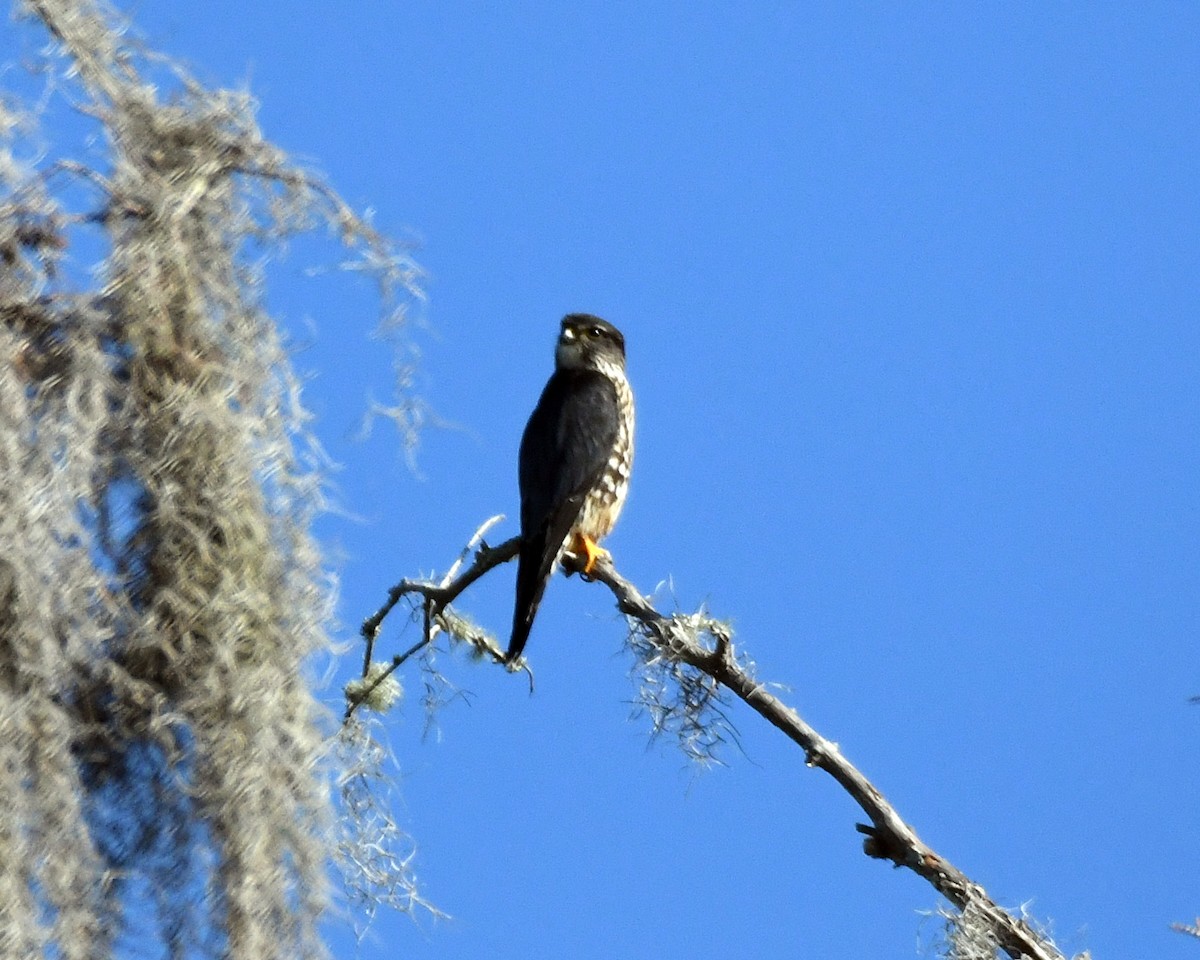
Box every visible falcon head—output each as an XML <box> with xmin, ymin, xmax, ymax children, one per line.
<box><xmin>555</xmin><ymin>313</ymin><xmax>626</xmax><ymax>372</ymax></box>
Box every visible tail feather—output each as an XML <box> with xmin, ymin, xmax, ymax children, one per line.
<box><xmin>506</xmin><ymin>534</ymin><xmax>555</xmax><ymax>662</ymax></box>
<box><xmin>508</xmin><ymin>502</ymin><xmax>582</xmax><ymax>662</ymax></box>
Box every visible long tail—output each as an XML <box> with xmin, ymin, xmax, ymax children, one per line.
<box><xmin>506</xmin><ymin>530</ymin><xmax>556</xmax><ymax>662</ymax></box>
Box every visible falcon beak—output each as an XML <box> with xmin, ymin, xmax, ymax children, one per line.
<box><xmin>555</xmin><ymin>326</ymin><xmax>582</xmax><ymax>368</ymax></box>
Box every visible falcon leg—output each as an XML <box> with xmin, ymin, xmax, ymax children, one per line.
<box><xmin>576</xmin><ymin>534</ymin><xmax>609</xmax><ymax>579</ymax></box>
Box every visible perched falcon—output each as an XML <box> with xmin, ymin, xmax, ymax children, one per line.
<box><xmin>506</xmin><ymin>314</ymin><xmax>635</xmax><ymax>662</ymax></box>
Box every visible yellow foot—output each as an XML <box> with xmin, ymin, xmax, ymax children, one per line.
<box><xmin>572</xmin><ymin>534</ymin><xmax>610</xmax><ymax>578</ymax></box>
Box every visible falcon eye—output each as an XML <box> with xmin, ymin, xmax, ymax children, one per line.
<box><xmin>588</xmin><ymin>326</ymin><xmax>604</xmax><ymax>339</ymax></box>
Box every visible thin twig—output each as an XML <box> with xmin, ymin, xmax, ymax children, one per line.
<box><xmin>348</xmin><ymin>519</ymin><xmax>520</xmax><ymax>720</ymax></box>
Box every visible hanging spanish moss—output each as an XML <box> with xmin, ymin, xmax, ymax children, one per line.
<box><xmin>0</xmin><ymin>1</ymin><xmax>422</xmax><ymax>956</ymax></box>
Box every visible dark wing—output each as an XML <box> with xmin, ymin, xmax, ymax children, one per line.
<box><xmin>507</xmin><ymin>369</ymin><xmax>621</xmax><ymax>660</ymax></box>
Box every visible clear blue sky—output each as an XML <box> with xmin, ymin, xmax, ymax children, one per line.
<box><xmin>10</xmin><ymin>2</ymin><xmax>1200</xmax><ymax>957</ymax></box>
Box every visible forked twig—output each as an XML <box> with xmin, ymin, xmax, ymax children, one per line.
<box><xmin>347</xmin><ymin>517</ymin><xmax>521</xmax><ymax>719</ymax></box>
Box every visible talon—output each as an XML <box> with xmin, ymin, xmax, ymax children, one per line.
<box><xmin>576</xmin><ymin>534</ymin><xmax>609</xmax><ymax>577</ymax></box>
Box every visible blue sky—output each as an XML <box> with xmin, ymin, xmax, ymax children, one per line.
<box><xmin>9</xmin><ymin>2</ymin><xmax>1200</xmax><ymax>958</ymax></box>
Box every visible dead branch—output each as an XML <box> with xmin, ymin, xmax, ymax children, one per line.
<box><xmin>585</xmin><ymin>555</ymin><xmax>1068</xmax><ymax>960</ymax></box>
<box><xmin>347</xmin><ymin>517</ymin><xmax>521</xmax><ymax>719</ymax></box>
<box><xmin>358</xmin><ymin>519</ymin><xmax>1070</xmax><ymax>960</ymax></box>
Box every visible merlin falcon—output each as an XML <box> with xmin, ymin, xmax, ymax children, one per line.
<box><xmin>506</xmin><ymin>314</ymin><xmax>635</xmax><ymax>662</ymax></box>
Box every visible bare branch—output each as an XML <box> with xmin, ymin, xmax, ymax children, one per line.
<box><xmin>366</xmin><ymin>517</ymin><xmax>1072</xmax><ymax>960</ymax></box>
<box><xmin>586</xmin><ymin>553</ymin><xmax>1070</xmax><ymax>960</ymax></box>
<box><xmin>1172</xmin><ymin>919</ymin><xmax>1200</xmax><ymax>939</ymax></box>
<box><xmin>347</xmin><ymin>519</ymin><xmax>522</xmax><ymax>719</ymax></box>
